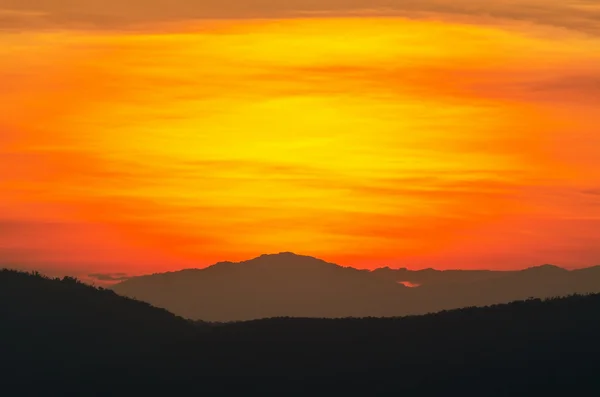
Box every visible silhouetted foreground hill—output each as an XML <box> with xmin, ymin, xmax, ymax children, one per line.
<box><xmin>2</xmin><ymin>269</ymin><xmax>600</xmax><ymax>395</ymax></box>
<box><xmin>0</xmin><ymin>269</ymin><xmax>196</xmax><ymax>386</ymax></box>
<box><xmin>112</xmin><ymin>252</ymin><xmax>600</xmax><ymax>321</ymax></box>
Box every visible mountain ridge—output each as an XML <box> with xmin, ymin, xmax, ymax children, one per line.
<box><xmin>111</xmin><ymin>252</ymin><xmax>600</xmax><ymax>321</ymax></box>
<box><xmin>122</xmin><ymin>252</ymin><xmax>593</xmax><ymax>278</ymax></box>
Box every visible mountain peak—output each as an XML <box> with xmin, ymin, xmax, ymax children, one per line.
<box><xmin>204</xmin><ymin>252</ymin><xmax>340</xmax><ymax>274</ymax></box>
<box><xmin>247</xmin><ymin>252</ymin><xmax>336</xmax><ymax>268</ymax></box>
<box><xmin>521</xmin><ymin>264</ymin><xmax>567</xmax><ymax>273</ymax></box>
<box><xmin>211</xmin><ymin>253</ymin><xmax>312</xmax><ymax>268</ymax></box>
<box><xmin>257</xmin><ymin>251</ymin><xmax>304</xmax><ymax>259</ymax></box>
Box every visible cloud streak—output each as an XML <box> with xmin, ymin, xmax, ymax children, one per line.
<box><xmin>88</xmin><ymin>272</ymin><xmax>130</xmax><ymax>281</ymax></box>
<box><xmin>0</xmin><ymin>0</ymin><xmax>599</xmax><ymax>36</ymax></box>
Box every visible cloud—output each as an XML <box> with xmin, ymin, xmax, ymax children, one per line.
<box><xmin>474</xmin><ymin>71</ymin><xmax>600</xmax><ymax>105</ymax></box>
<box><xmin>0</xmin><ymin>8</ymin><xmax>127</xmax><ymax>30</ymax></box>
<box><xmin>279</xmin><ymin>62</ymin><xmax>600</xmax><ymax>106</ymax></box>
<box><xmin>583</xmin><ymin>189</ymin><xmax>600</xmax><ymax>196</ymax></box>
<box><xmin>0</xmin><ymin>0</ymin><xmax>599</xmax><ymax>35</ymax></box>
<box><xmin>0</xmin><ymin>217</ymin><xmax>175</xmax><ymax>270</ymax></box>
<box><xmin>0</xmin><ymin>220</ymin><xmax>65</xmax><ymax>240</ymax></box>
<box><xmin>88</xmin><ymin>272</ymin><xmax>130</xmax><ymax>281</ymax></box>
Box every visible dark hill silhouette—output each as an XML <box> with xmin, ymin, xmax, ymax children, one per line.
<box><xmin>2</xmin><ymin>269</ymin><xmax>600</xmax><ymax>395</ymax></box>
<box><xmin>0</xmin><ymin>269</ymin><xmax>197</xmax><ymax>385</ymax></box>
<box><xmin>112</xmin><ymin>252</ymin><xmax>600</xmax><ymax>321</ymax></box>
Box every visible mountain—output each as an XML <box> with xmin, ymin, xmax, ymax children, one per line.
<box><xmin>3</xmin><ymin>269</ymin><xmax>600</xmax><ymax>395</ymax></box>
<box><xmin>408</xmin><ymin>264</ymin><xmax>600</xmax><ymax>314</ymax></box>
<box><xmin>371</xmin><ymin>266</ymin><xmax>510</xmax><ymax>286</ymax></box>
<box><xmin>112</xmin><ymin>252</ymin><xmax>412</xmax><ymax>321</ymax></box>
<box><xmin>112</xmin><ymin>252</ymin><xmax>600</xmax><ymax>321</ymax></box>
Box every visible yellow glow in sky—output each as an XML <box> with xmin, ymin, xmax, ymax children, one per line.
<box><xmin>1</xmin><ymin>16</ymin><xmax>600</xmax><ymax>276</ymax></box>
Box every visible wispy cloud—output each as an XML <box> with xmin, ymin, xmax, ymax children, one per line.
<box><xmin>582</xmin><ymin>189</ymin><xmax>600</xmax><ymax>196</ymax></box>
<box><xmin>88</xmin><ymin>272</ymin><xmax>130</xmax><ymax>281</ymax></box>
<box><xmin>0</xmin><ymin>0</ymin><xmax>599</xmax><ymax>35</ymax></box>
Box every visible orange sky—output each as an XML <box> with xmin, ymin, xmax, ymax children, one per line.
<box><xmin>1</xmin><ymin>1</ymin><xmax>600</xmax><ymax>279</ymax></box>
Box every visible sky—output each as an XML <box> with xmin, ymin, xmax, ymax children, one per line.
<box><xmin>1</xmin><ymin>0</ymin><xmax>600</xmax><ymax>280</ymax></box>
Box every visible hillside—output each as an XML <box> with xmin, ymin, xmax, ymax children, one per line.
<box><xmin>2</xmin><ymin>269</ymin><xmax>600</xmax><ymax>395</ymax></box>
<box><xmin>112</xmin><ymin>252</ymin><xmax>600</xmax><ymax>321</ymax></box>
<box><xmin>0</xmin><ymin>269</ymin><xmax>196</xmax><ymax>384</ymax></box>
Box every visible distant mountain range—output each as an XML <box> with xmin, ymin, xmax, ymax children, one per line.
<box><xmin>112</xmin><ymin>252</ymin><xmax>600</xmax><ymax>321</ymax></box>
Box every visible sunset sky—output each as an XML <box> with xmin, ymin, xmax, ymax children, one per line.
<box><xmin>1</xmin><ymin>0</ymin><xmax>599</xmax><ymax>280</ymax></box>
